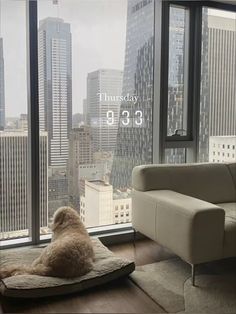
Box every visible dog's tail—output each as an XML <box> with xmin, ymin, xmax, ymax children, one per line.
<box><xmin>0</xmin><ymin>264</ymin><xmax>52</xmax><ymax>279</ymax></box>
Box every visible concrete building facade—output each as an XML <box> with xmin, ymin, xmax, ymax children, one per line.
<box><xmin>68</xmin><ymin>126</ymin><xmax>93</xmax><ymax>210</ymax></box>
<box><xmin>209</xmin><ymin>136</ymin><xmax>236</xmax><ymax>163</ymax></box>
<box><xmin>0</xmin><ymin>131</ymin><xmax>48</xmax><ymax>239</ymax></box>
<box><xmin>80</xmin><ymin>180</ymin><xmax>131</xmax><ymax>228</ymax></box>
<box><xmin>80</xmin><ymin>180</ymin><xmax>113</xmax><ymax>227</ymax></box>
<box><xmin>0</xmin><ymin>38</ymin><xmax>5</xmax><ymax>130</ymax></box>
<box><xmin>199</xmin><ymin>12</ymin><xmax>236</xmax><ymax>162</ymax></box>
<box><xmin>87</xmin><ymin>69</ymin><xmax>123</xmax><ymax>153</ymax></box>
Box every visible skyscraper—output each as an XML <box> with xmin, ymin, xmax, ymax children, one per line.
<box><xmin>111</xmin><ymin>0</ymin><xmax>154</xmax><ymax>189</ymax></box>
<box><xmin>38</xmin><ymin>17</ymin><xmax>72</xmax><ymax>167</ymax></box>
<box><xmin>198</xmin><ymin>7</ymin><xmax>210</xmax><ymax>162</ymax></box>
<box><xmin>87</xmin><ymin>69</ymin><xmax>123</xmax><ymax>153</ymax></box>
<box><xmin>0</xmin><ymin>131</ymin><xmax>48</xmax><ymax>239</ymax></box>
<box><xmin>68</xmin><ymin>126</ymin><xmax>93</xmax><ymax>210</ymax></box>
<box><xmin>207</xmin><ymin>14</ymin><xmax>236</xmax><ymax>137</ymax></box>
<box><xmin>199</xmin><ymin>12</ymin><xmax>236</xmax><ymax>162</ymax></box>
<box><xmin>0</xmin><ymin>38</ymin><xmax>5</xmax><ymax>130</ymax></box>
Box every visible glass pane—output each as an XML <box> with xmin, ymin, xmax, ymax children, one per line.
<box><xmin>164</xmin><ymin>148</ymin><xmax>186</xmax><ymax>164</ymax></box>
<box><xmin>199</xmin><ymin>7</ymin><xmax>236</xmax><ymax>162</ymax></box>
<box><xmin>38</xmin><ymin>0</ymin><xmax>154</xmax><ymax>233</ymax></box>
<box><xmin>0</xmin><ymin>0</ymin><xmax>30</xmax><ymax>241</ymax></box>
<box><xmin>167</xmin><ymin>6</ymin><xmax>189</xmax><ymax>137</ymax></box>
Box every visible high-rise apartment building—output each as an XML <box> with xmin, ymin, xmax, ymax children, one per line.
<box><xmin>111</xmin><ymin>0</ymin><xmax>154</xmax><ymax>189</ymax></box>
<box><xmin>0</xmin><ymin>131</ymin><xmax>48</xmax><ymax>239</ymax></box>
<box><xmin>87</xmin><ymin>69</ymin><xmax>123</xmax><ymax>153</ymax></box>
<box><xmin>0</xmin><ymin>38</ymin><xmax>5</xmax><ymax>130</ymax></box>
<box><xmin>38</xmin><ymin>17</ymin><xmax>72</xmax><ymax>167</ymax></box>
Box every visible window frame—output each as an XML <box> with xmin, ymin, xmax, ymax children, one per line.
<box><xmin>156</xmin><ymin>0</ymin><xmax>236</xmax><ymax>164</ymax></box>
<box><xmin>157</xmin><ymin>0</ymin><xmax>203</xmax><ymax>163</ymax></box>
<box><xmin>1</xmin><ymin>0</ymin><xmax>236</xmax><ymax>249</ymax></box>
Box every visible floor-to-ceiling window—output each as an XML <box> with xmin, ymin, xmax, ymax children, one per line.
<box><xmin>38</xmin><ymin>0</ymin><xmax>154</xmax><ymax>235</ymax></box>
<box><xmin>0</xmin><ymin>0</ymin><xmax>235</xmax><ymax>247</ymax></box>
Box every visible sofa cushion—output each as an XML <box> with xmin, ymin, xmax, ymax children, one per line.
<box><xmin>217</xmin><ymin>202</ymin><xmax>236</xmax><ymax>221</ymax></box>
<box><xmin>227</xmin><ymin>163</ymin><xmax>236</xmax><ymax>190</ymax></box>
<box><xmin>132</xmin><ymin>163</ymin><xmax>236</xmax><ymax>204</ymax></box>
<box><xmin>223</xmin><ymin>218</ymin><xmax>236</xmax><ymax>258</ymax></box>
<box><xmin>217</xmin><ymin>202</ymin><xmax>236</xmax><ymax>258</ymax></box>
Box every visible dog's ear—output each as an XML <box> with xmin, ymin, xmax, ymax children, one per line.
<box><xmin>52</xmin><ymin>210</ymin><xmax>66</xmax><ymax>231</ymax></box>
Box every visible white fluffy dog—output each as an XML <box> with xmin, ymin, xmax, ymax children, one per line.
<box><xmin>0</xmin><ymin>207</ymin><xmax>95</xmax><ymax>279</ymax></box>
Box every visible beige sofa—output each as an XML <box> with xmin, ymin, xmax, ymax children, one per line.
<box><xmin>132</xmin><ymin>163</ymin><xmax>236</xmax><ymax>285</ymax></box>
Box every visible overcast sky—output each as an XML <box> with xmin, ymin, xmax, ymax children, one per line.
<box><xmin>0</xmin><ymin>0</ymin><xmax>127</xmax><ymax>117</ymax></box>
<box><xmin>0</xmin><ymin>1</ymin><xmax>235</xmax><ymax>117</ymax></box>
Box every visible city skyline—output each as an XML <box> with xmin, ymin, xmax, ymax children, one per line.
<box><xmin>1</xmin><ymin>1</ymin><xmax>235</xmax><ymax>118</ymax></box>
<box><xmin>0</xmin><ymin>0</ymin><xmax>127</xmax><ymax>117</ymax></box>
<box><xmin>0</xmin><ymin>0</ymin><xmax>235</xmax><ymax>240</ymax></box>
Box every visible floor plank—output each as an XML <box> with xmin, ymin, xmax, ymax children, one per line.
<box><xmin>0</xmin><ymin>239</ymin><xmax>174</xmax><ymax>313</ymax></box>
<box><xmin>109</xmin><ymin>238</ymin><xmax>174</xmax><ymax>266</ymax></box>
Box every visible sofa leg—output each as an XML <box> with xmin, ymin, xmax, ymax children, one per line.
<box><xmin>191</xmin><ymin>264</ymin><xmax>196</xmax><ymax>286</ymax></box>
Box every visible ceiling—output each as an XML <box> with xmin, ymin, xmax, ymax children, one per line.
<box><xmin>213</xmin><ymin>0</ymin><xmax>236</xmax><ymax>4</ymax></box>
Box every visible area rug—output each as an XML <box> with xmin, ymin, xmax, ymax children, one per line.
<box><xmin>130</xmin><ymin>257</ymin><xmax>236</xmax><ymax>313</ymax></box>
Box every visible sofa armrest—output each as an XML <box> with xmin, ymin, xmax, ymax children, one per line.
<box><xmin>132</xmin><ymin>190</ymin><xmax>225</xmax><ymax>264</ymax></box>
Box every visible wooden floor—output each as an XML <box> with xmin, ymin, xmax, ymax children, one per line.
<box><xmin>0</xmin><ymin>239</ymin><xmax>174</xmax><ymax>313</ymax></box>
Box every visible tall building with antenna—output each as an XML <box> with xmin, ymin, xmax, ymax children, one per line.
<box><xmin>38</xmin><ymin>17</ymin><xmax>72</xmax><ymax>167</ymax></box>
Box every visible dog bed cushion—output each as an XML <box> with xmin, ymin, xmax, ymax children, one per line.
<box><xmin>0</xmin><ymin>238</ymin><xmax>135</xmax><ymax>298</ymax></box>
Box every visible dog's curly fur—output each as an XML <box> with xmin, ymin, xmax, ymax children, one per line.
<box><xmin>0</xmin><ymin>207</ymin><xmax>95</xmax><ymax>279</ymax></box>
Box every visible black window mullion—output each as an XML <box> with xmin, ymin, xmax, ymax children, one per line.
<box><xmin>192</xmin><ymin>5</ymin><xmax>203</xmax><ymax>162</ymax></box>
<box><xmin>159</xmin><ymin>0</ymin><xmax>170</xmax><ymax>163</ymax></box>
<box><xmin>159</xmin><ymin>1</ymin><xmax>205</xmax><ymax>163</ymax></box>
<box><xmin>26</xmin><ymin>0</ymin><xmax>40</xmax><ymax>245</ymax></box>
